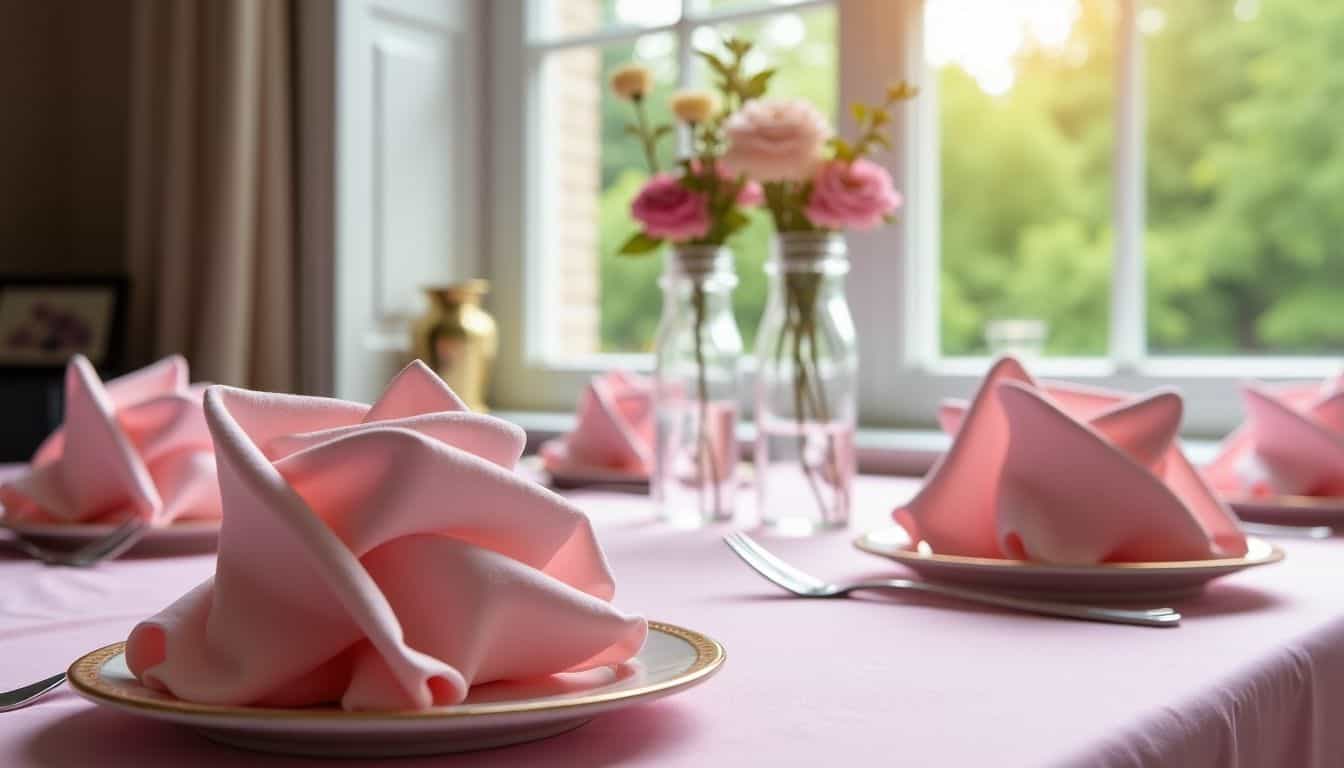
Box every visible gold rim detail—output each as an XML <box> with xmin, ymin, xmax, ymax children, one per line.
<box><xmin>68</xmin><ymin>621</ymin><xmax>723</xmax><ymax>721</ymax></box>
<box><xmin>855</xmin><ymin>531</ymin><xmax>1284</xmax><ymax>571</ymax></box>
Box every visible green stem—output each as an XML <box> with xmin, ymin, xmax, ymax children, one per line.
<box><xmin>804</xmin><ymin>307</ymin><xmax>845</xmax><ymax>517</ymax></box>
<box><xmin>782</xmin><ymin>271</ymin><xmax>843</xmax><ymax>520</ymax></box>
<box><xmin>632</xmin><ymin>96</ymin><xmax>659</xmax><ymax>174</ymax></box>
<box><xmin>691</xmin><ymin>282</ymin><xmax>722</xmax><ymax>517</ymax></box>
<box><xmin>785</xmin><ymin>275</ymin><xmax>828</xmax><ymax>514</ymax></box>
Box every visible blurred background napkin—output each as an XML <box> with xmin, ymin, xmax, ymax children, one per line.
<box><xmin>1205</xmin><ymin>376</ymin><xmax>1344</xmax><ymax>498</ymax></box>
<box><xmin>0</xmin><ymin>355</ymin><xmax>219</xmax><ymax>525</ymax></box>
<box><xmin>541</xmin><ymin>370</ymin><xmax>654</xmax><ymax>479</ymax></box>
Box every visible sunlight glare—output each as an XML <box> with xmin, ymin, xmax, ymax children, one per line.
<box><xmin>1138</xmin><ymin>7</ymin><xmax>1167</xmax><ymax>35</ymax></box>
<box><xmin>763</xmin><ymin>14</ymin><xmax>807</xmax><ymax>48</ymax></box>
<box><xmin>926</xmin><ymin>0</ymin><xmax>1082</xmax><ymax>95</ymax></box>
<box><xmin>615</xmin><ymin>0</ymin><xmax>679</xmax><ymax>28</ymax></box>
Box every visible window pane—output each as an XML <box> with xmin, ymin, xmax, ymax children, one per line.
<box><xmin>540</xmin><ymin>34</ymin><xmax>678</xmax><ymax>357</ymax></box>
<box><xmin>532</xmin><ymin>0</ymin><xmax>680</xmax><ymax>41</ymax></box>
<box><xmin>690</xmin><ymin>0</ymin><xmax>822</xmax><ymax>16</ymax></box>
<box><xmin>684</xmin><ymin>6</ymin><xmax>837</xmax><ymax>352</ymax></box>
<box><xmin>1145</xmin><ymin>0</ymin><xmax>1344</xmax><ymax>355</ymax></box>
<box><xmin>933</xmin><ymin>0</ymin><xmax>1115</xmax><ymax>357</ymax></box>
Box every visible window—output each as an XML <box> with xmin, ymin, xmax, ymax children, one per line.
<box><xmin>932</xmin><ymin>0</ymin><xmax>1115</xmax><ymax>358</ymax></box>
<box><xmin>489</xmin><ymin>0</ymin><xmax>1342</xmax><ymax>434</ymax></box>
<box><xmin>1144</xmin><ymin>0</ymin><xmax>1344</xmax><ymax>356</ymax></box>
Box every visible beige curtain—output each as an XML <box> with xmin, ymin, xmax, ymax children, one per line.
<box><xmin>127</xmin><ymin>0</ymin><xmax>297</xmax><ymax>391</ymax></box>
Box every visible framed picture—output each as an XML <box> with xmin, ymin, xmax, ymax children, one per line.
<box><xmin>0</xmin><ymin>276</ymin><xmax>127</xmax><ymax>371</ymax></box>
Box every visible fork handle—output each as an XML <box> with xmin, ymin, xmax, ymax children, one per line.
<box><xmin>851</xmin><ymin>580</ymin><xmax>1181</xmax><ymax>628</ymax></box>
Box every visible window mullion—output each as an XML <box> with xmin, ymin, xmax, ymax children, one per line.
<box><xmin>1111</xmin><ymin>0</ymin><xmax>1147</xmax><ymax>371</ymax></box>
<box><xmin>676</xmin><ymin>5</ymin><xmax>694</xmax><ymax>156</ymax></box>
<box><xmin>839</xmin><ymin>0</ymin><xmax>922</xmax><ymax>425</ymax></box>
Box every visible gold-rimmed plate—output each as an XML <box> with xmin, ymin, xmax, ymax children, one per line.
<box><xmin>520</xmin><ymin>455</ymin><xmax>650</xmax><ymax>492</ymax></box>
<box><xmin>855</xmin><ymin>526</ymin><xmax>1283</xmax><ymax>602</ymax></box>
<box><xmin>1</xmin><ymin>518</ymin><xmax>220</xmax><ymax>543</ymax></box>
<box><xmin>68</xmin><ymin>621</ymin><xmax>724</xmax><ymax>758</ymax></box>
<box><xmin>0</xmin><ymin>517</ymin><xmax>220</xmax><ymax>556</ymax></box>
<box><xmin>1229</xmin><ymin>495</ymin><xmax>1344</xmax><ymax>527</ymax></box>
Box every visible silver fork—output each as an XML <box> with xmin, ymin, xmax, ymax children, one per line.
<box><xmin>0</xmin><ymin>673</ymin><xmax>66</xmax><ymax>712</ymax></box>
<box><xmin>2</xmin><ymin>516</ymin><xmax>147</xmax><ymax>567</ymax></box>
<box><xmin>724</xmin><ymin>532</ymin><xmax>1181</xmax><ymax>628</ymax></box>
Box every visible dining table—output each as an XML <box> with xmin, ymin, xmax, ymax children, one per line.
<box><xmin>2</xmin><ymin>472</ymin><xmax>1344</xmax><ymax>767</ymax></box>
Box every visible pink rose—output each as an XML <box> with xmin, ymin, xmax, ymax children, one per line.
<box><xmin>721</xmin><ymin>99</ymin><xmax>831</xmax><ymax>182</ymax></box>
<box><xmin>736</xmin><ymin>178</ymin><xmax>764</xmax><ymax>207</ymax></box>
<box><xmin>805</xmin><ymin>158</ymin><xmax>903</xmax><ymax>231</ymax></box>
<box><xmin>630</xmin><ymin>173</ymin><xmax>710</xmax><ymax>241</ymax></box>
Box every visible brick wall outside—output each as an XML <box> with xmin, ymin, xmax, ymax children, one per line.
<box><xmin>542</xmin><ymin>0</ymin><xmax>601</xmax><ymax>356</ymax></box>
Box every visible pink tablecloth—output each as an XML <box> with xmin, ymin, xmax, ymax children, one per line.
<box><xmin>3</xmin><ymin>475</ymin><xmax>1344</xmax><ymax>767</ymax></box>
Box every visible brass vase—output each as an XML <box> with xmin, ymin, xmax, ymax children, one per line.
<box><xmin>410</xmin><ymin>280</ymin><xmax>497</xmax><ymax>411</ymax></box>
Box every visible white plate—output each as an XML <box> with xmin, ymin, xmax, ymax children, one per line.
<box><xmin>1229</xmin><ymin>496</ymin><xmax>1344</xmax><ymax>527</ymax></box>
<box><xmin>0</xmin><ymin>518</ymin><xmax>220</xmax><ymax>556</ymax></box>
<box><xmin>519</xmin><ymin>455</ymin><xmax>649</xmax><ymax>490</ymax></box>
<box><xmin>68</xmin><ymin>621</ymin><xmax>724</xmax><ymax>758</ymax></box>
<box><xmin>0</xmin><ymin>518</ymin><xmax>220</xmax><ymax>544</ymax></box>
<box><xmin>855</xmin><ymin>525</ymin><xmax>1283</xmax><ymax>602</ymax></box>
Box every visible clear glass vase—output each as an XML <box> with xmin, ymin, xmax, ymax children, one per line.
<box><xmin>653</xmin><ymin>245</ymin><xmax>743</xmax><ymax>527</ymax></box>
<box><xmin>754</xmin><ymin>232</ymin><xmax>858</xmax><ymax>533</ymax></box>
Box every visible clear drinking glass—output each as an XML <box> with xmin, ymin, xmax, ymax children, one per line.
<box><xmin>653</xmin><ymin>246</ymin><xmax>743</xmax><ymax>527</ymax></box>
<box><xmin>754</xmin><ymin>232</ymin><xmax>858</xmax><ymax>533</ymax></box>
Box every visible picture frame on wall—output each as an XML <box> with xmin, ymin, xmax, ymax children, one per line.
<box><xmin>0</xmin><ymin>276</ymin><xmax>127</xmax><ymax>372</ymax></box>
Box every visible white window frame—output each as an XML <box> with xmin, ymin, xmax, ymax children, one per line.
<box><xmin>487</xmin><ymin>0</ymin><xmax>1341</xmax><ymax>437</ymax></box>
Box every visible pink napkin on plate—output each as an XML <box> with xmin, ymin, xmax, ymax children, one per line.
<box><xmin>0</xmin><ymin>354</ymin><xmax>219</xmax><ymax>525</ymax></box>
<box><xmin>125</xmin><ymin>361</ymin><xmax>647</xmax><ymax>711</ymax></box>
<box><xmin>1205</xmin><ymin>375</ymin><xmax>1344</xmax><ymax>498</ymax></box>
<box><xmin>541</xmin><ymin>370</ymin><xmax>654</xmax><ymax>479</ymax></box>
<box><xmin>896</xmin><ymin>357</ymin><xmax>1247</xmax><ymax>564</ymax></box>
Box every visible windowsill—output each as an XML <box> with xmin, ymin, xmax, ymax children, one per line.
<box><xmin>494</xmin><ymin>410</ymin><xmax>1222</xmax><ymax>476</ymax></box>
<box><xmin>522</xmin><ymin>353</ymin><xmax>1343</xmax><ymax>382</ymax></box>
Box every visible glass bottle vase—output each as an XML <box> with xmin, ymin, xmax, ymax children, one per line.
<box><xmin>754</xmin><ymin>232</ymin><xmax>858</xmax><ymax>533</ymax></box>
<box><xmin>653</xmin><ymin>245</ymin><xmax>743</xmax><ymax>527</ymax></box>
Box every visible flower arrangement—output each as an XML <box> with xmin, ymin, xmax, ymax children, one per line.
<box><xmin>610</xmin><ymin>39</ymin><xmax>775</xmax><ymax>519</ymax></box>
<box><xmin>611</xmin><ymin>39</ymin><xmax>771</xmax><ymax>254</ymax></box>
<box><xmin>725</xmin><ymin>83</ymin><xmax>916</xmax><ymax>522</ymax></box>
<box><xmin>727</xmin><ymin>83</ymin><xmax>916</xmax><ymax>234</ymax></box>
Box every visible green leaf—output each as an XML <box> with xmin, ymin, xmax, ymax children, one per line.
<box><xmin>872</xmin><ymin>133</ymin><xmax>892</xmax><ymax>149</ymax></box>
<box><xmin>744</xmin><ymin>68</ymin><xmax>776</xmax><ymax>99</ymax></box>
<box><xmin>696</xmin><ymin>50</ymin><xmax>731</xmax><ymax>78</ymax></box>
<box><xmin>618</xmin><ymin>231</ymin><xmax>663</xmax><ymax>256</ymax></box>
<box><xmin>722</xmin><ymin>208</ymin><xmax>751</xmax><ymax>235</ymax></box>
<box><xmin>851</xmin><ymin>103</ymin><xmax>868</xmax><ymax>124</ymax></box>
<box><xmin>828</xmin><ymin>137</ymin><xmax>854</xmax><ymax>161</ymax></box>
<box><xmin>653</xmin><ymin>124</ymin><xmax>674</xmax><ymax>138</ymax></box>
<box><xmin>886</xmin><ymin>82</ymin><xmax>918</xmax><ymax>101</ymax></box>
<box><xmin>625</xmin><ymin>123</ymin><xmax>641</xmax><ymax>136</ymax></box>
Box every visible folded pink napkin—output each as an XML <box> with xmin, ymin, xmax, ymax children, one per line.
<box><xmin>0</xmin><ymin>355</ymin><xmax>219</xmax><ymax>525</ymax></box>
<box><xmin>896</xmin><ymin>357</ymin><xmax>1247</xmax><ymax>564</ymax></box>
<box><xmin>126</xmin><ymin>361</ymin><xmax>646</xmax><ymax>711</ymax></box>
<box><xmin>542</xmin><ymin>370</ymin><xmax>654</xmax><ymax>478</ymax></box>
<box><xmin>1205</xmin><ymin>375</ymin><xmax>1344</xmax><ymax>497</ymax></box>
